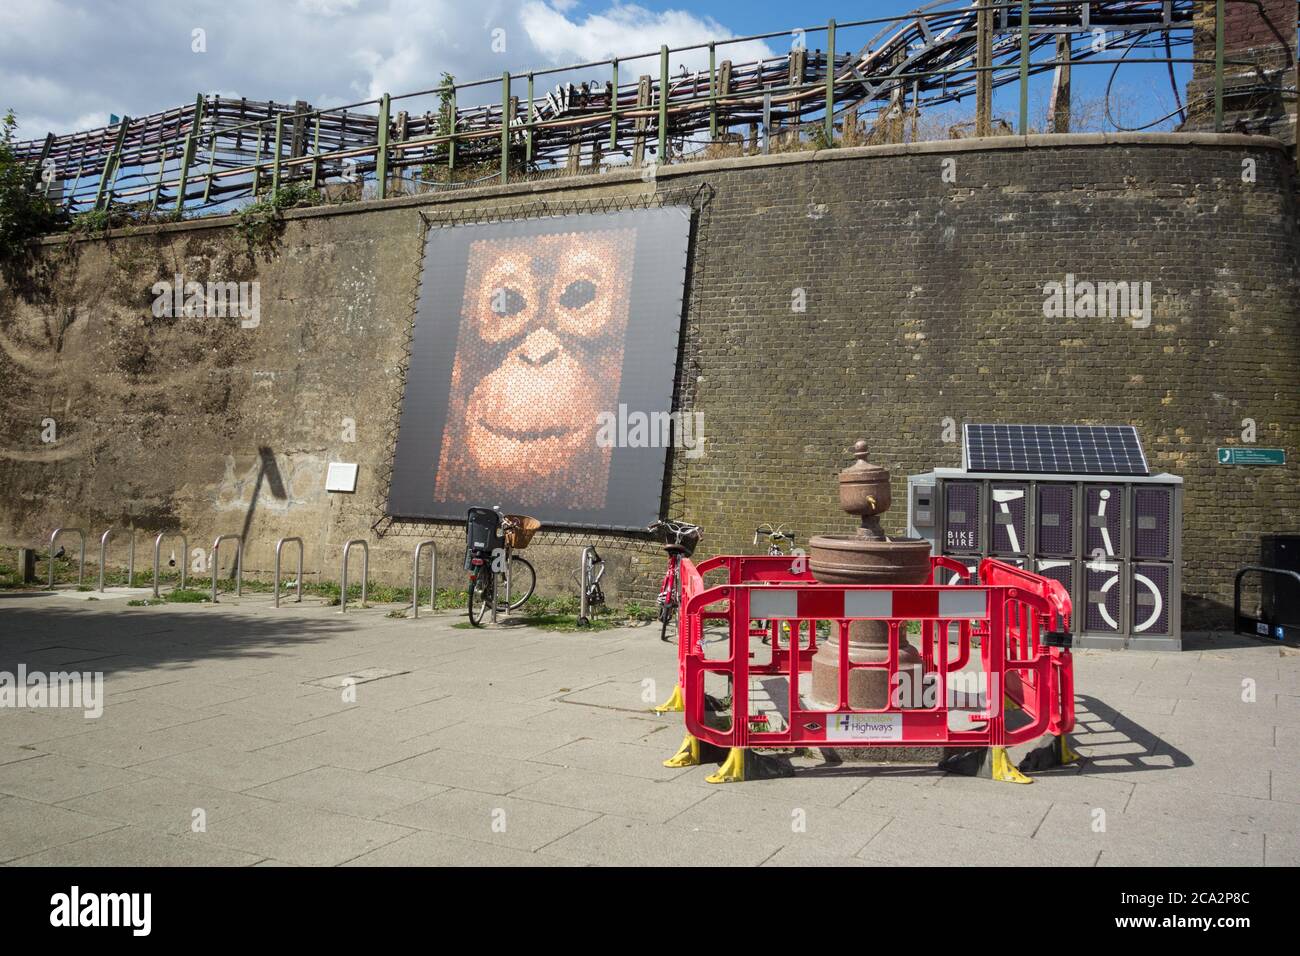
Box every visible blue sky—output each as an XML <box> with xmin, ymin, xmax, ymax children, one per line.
<box><xmin>2</xmin><ymin>1</ymin><xmax>1189</xmax><ymax>142</ymax></box>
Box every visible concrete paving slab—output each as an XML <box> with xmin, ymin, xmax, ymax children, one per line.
<box><xmin>342</xmin><ymin>830</ymin><xmax>571</xmax><ymax>866</ymax></box>
<box><xmin>862</xmin><ymin>818</ymin><xmax>1101</xmax><ymax>867</ymax></box>
<box><xmin>0</xmin><ymin>796</ymin><xmax>122</xmax><ymax>863</ymax></box>
<box><xmin>247</xmin><ymin>766</ymin><xmax>445</xmax><ymax>819</ymax></box>
<box><xmin>410</xmin><ymin>720</ymin><xmax>580</xmax><ymax>761</ymax></box>
<box><xmin>0</xmin><ymin>753</ymin><xmax>144</xmax><ymax>803</ymax></box>
<box><xmin>537</xmin><ymin>813</ymin><xmax>783</xmax><ymax>866</ymax></box>
<box><xmin>57</xmin><ymin>776</ymin><xmax>275</xmax><ymax>834</ymax></box>
<box><xmin>666</xmin><ymin>789</ymin><xmax>891</xmax><ymax>856</ymax></box>
<box><xmin>508</xmin><ymin>766</ymin><xmax>712</xmax><ymax>824</ymax></box>
<box><xmin>200</xmin><ymin>802</ymin><xmax>413</xmax><ymax>866</ymax></box>
<box><xmin>10</xmin><ymin>825</ymin><xmax>264</xmax><ymax>866</ymax></box>
<box><xmin>379</xmin><ymin>788</ymin><xmax>598</xmax><ymax>851</ymax></box>
<box><xmin>1034</xmin><ymin>803</ymin><xmax>1263</xmax><ymax>866</ymax></box>
<box><xmin>250</xmin><ymin>726</ymin><xmax>441</xmax><ymax>773</ymax></box>
<box><xmin>132</xmin><ymin>745</ymin><xmax>323</xmax><ymax>791</ymax></box>
<box><xmin>375</xmin><ymin>747</ymin><xmax>561</xmax><ymax>795</ymax></box>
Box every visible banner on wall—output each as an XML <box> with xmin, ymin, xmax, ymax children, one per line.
<box><xmin>386</xmin><ymin>206</ymin><xmax>693</xmax><ymax>530</ymax></box>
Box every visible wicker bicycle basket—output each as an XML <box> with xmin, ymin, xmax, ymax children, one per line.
<box><xmin>503</xmin><ymin>515</ymin><xmax>542</xmax><ymax>550</ymax></box>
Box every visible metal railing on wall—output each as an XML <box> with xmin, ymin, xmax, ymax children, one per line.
<box><xmin>15</xmin><ymin>2</ymin><xmax>1265</xmax><ymax>222</ymax></box>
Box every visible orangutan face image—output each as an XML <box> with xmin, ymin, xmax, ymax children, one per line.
<box><xmin>433</xmin><ymin>229</ymin><xmax>635</xmax><ymax>509</ymax></box>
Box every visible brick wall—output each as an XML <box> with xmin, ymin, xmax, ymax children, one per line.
<box><xmin>1</xmin><ymin>134</ymin><xmax>1296</xmax><ymax>629</ymax></box>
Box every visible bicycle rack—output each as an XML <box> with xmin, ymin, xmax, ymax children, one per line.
<box><xmin>97</xmin><ymin>528</ymin><xmax>136</xmax><ymax>592</ymax></box>
<box><xmin>152</xmin><ymin>531</ymin><xmax>189</xmax><ymax>598</ymax></box>
<box><xmin>341</xmin><ymin>539</ymin><xmax>369</xmax><ymax>612</ymax></box>
<box><xmin>275</xmin><ymin>537</ymin><xmax>304</xmax><ymax>608</ymax></box>
<box><xmin>211</xmin><ymin>534</ymin><xmax>244</xmax><ymax>603</ymax></box>
<box><xmin>579</xmin><ymin>546</ymin><xmax>604</xmax><ymax>625</ymax></box>
<box><xmin>48</xmin><ymin>527</ymin><xmax>87</xmax><ymax>589</ymax></box>
<box><xmin>1235</xmin><ymin>565</ymin><xmax>1300</xmax><ymax>643</ymax></box>
<box><xmin>411</xmin><ymin>540</ymin><xmax>436</xmax><ymax>618</ymax></box>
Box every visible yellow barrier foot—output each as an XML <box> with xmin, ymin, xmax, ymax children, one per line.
<box><xmin>705</xmin><ymin>747</ymin><xmax>746</xmax><ymax>784</ymax></box>
<box><xmin>1057</xmin><ymin>734</ymin><xmax>1084</xmax><ymax>766</ymax></box>
<box><xmin>939</xmin><ymin>746</ymin><xmax>1033</xmax><ymax>784</ymax></box>
<box><xmin>664</xmin><ymin>733</ymin><xmax>702</xmax><ymax>768</ymax></box>
<box><xmin>704</xmin><ymin>747</ymin><xmax>795</xmax><ymax>784</ymax></box>
<box><xmin>990</xmin><ymin>746</ymin><xmax>1033</xmax><ymax>784</ymax></box>
<box><xmin>654</xmin><ymin>683</ymin><xmax>685</xmax><ymax>714</ymax></box>
<box><xmin>1017</xmin><ymin>734</ymin><xmax>1085</xmax><ymax>773</ymax></box>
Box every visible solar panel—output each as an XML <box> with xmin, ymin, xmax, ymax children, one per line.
<box><xmin>963</xmin><ymin>424</ymin><xmax>1149</xmax><ymax>476</ymax></box>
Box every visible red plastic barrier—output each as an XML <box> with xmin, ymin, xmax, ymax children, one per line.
<box><xmin>676</xmin><ymin>556</ymin><xmax>1074</xmax><ymax>751</ymax></box>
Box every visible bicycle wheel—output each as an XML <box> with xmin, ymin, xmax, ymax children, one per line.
<box><xmin>659</xmin><ymin>601</ymin><xmax>677</xmax><ymax>643</ymax></box>
<box><xmin>467</xmin><ymin>570</ymin><xmax>492</xmax><ymax>627</ymax></box>
<box><xmin>503</xmin><ymin>556</ymin><xmax>535</xmax><ymax>610</ymax></box>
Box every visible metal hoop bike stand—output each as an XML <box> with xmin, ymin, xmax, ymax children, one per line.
<box><xmin>48</xmin><ymin>527</ymin><xmax>87</xmax><ymax>589</ymax></box>
<box><xmin>340</xmin><ymin>539</ymin><xmax>369</xmax><ymax>612</ymax></box>
<box><xmin>211</xmin><ymin>534</ymin><xmax>244</xmax><ymax>602</ymax></box>
<box><xmin>98</xmin><ymin>528</ymin><xmax>136</xmax><ymax>592</ymax></box>
<box><xmin>275</xmin><ymin>537</ymin><xmax>304</xmax><ymax>608</ymax></box>
<box><xmin>411</xmin><ymin>540</ymin><xmax>436</xmax><ymax>618</ymax></box>
<box><xmin>152</xmin><ymin>531</ymin><xmax>189</xmax><ymax>598</ymax></box>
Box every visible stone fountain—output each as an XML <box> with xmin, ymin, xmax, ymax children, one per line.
<box><xmin>808</xmin><ymin>439</ymin><xmax>932</xmax><ymax>711</ymax></box>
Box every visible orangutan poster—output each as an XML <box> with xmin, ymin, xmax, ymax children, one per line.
<box><xmin>387</xmin><ymin>207</ymin><xmax>692</xmax><ymax>529</ymax></box>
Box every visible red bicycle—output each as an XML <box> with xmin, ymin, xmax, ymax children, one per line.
<box><xmin>648</xmin><ymin>518</ymin><xmax>701</xmax><ymax>643</ymax></box>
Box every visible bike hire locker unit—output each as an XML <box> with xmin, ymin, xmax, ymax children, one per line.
<box><xmin>906</xmin><ymin>424</ymin><xmax>1183</xmax><ymax>651</ymax></box>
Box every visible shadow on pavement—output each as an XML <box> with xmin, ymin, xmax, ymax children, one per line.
<box><xmin>0</xmin><ymin>600</ymin><xmax>364</xmax><ymax>676</ymax></box>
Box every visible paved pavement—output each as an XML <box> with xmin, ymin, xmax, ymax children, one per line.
<box><xmin>0</xmin><ymin>588</ymin><xmax>1296</xmax><ymax>866</ymax></box>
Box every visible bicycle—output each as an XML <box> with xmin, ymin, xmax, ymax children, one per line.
<box><xmin>648</xmin><ymin>518</ymin><xmax>701</xmax><ymax>643</ymax></box>
<box><xmin>576</xmin><ymin>545</ymin><xmax>605</xmax><ymax>627</ymax></box>
<box><xmin>465</xmin><ymin>506</ymin><xmax>539</xmax><ymax>627</ymax></box>
<box><xmin>753</xmin><ymin>523</ymin><xmax>797</xmax><ymax>646</ymax></box>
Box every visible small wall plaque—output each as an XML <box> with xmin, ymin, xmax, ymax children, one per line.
<box><xmin>326</xmin><ymin>462</ymin><xmax>359</xmax><ymax>493</ymax></box>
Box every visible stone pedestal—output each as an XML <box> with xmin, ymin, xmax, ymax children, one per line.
<box><xmin>806</xmin><ymin>440</ymin><xmax>933</xmax><ymax>712</ymax></box>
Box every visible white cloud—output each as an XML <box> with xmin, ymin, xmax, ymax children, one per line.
<box><xmin>1</xmin><ymin>0</ymin><xmax>772</xmax><ymax>141</ymax></box>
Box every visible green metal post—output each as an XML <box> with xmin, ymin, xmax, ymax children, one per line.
<box><xmin>448</xmin><ymin>85</ymin><xmax>457</xmax><ymax>173</ymax></box>
<box><xmin>310</xmin><ymin>115</ymin><xmax>321</xmax><ymax>188</ymax></box>
<box><xmin>708</xmin><ymin>44</ymin><xmax>716</xmax><ymax>141</ymax></box>
<box><xmin>175</xmin><ymin>95</ymin><xmax>204</xmax><ymax>214</ymax></box>
<box><xmin>1214</xmin><ymin>0</ymin><xmax>1225</xmax><ymax>131</ymax></box>
<box><xmin>658</xmin><ymin>45</ymin><xmax>669</xmax><ymax>162</ymax></box>
<box><xmin>609</xmin><ymin>61</ymin><xmax>619</xmax><ymax>150</ymax></box>
<box><xmin>150</xmin><ymin>134</ymin><xmax>168</xmax><ymax>212</ymax></box>
<box><xmin>375</xmin><ymin>93</ymin><xmax>390</xmax><ymax>199</ymax></box>
<box><xmin>501</xmin><ymin>71</ymin><xmax>511</xmax><ymax>184</ymax></box>
<box><xmin>528</xmin><ymin>73</ymin><xmax>536</xmax><ymax>164</ymax></box>
<box><xmin>33</xmin><ymin>133</ymin><xmax>54</xmax><ymax>190</ymax></box>
<box><xmin>1019</xmin><ymin>0</ymin><xmax>1030</xmax><ymax>134</ymax></box>
<box><xmin>202</xmin><ymin>132</ymin><xmax>216</xmax><ymax>204</ymax></box>
<box><xmin>253</xmin><ymin>124</ymin><xmax>264</xmax><ymax>197</ymax></box>
<box><xmin>271</xmin><ymin>114</ymin><xmax>284</xmax><ymax>195</ymax></box>
<box><xmin>824</xmin><ymin>20</ymin><xmax>836</xmax><ymax>143</ymax></box>
<box><xmin>93</xmin><ymin>116</ymin><xmax>130</xmax><ymax>211</ymax></box>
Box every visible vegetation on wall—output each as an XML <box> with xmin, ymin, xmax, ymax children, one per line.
<box><xmin>0</xmin><ymin>110</ymin><xmax>64</xmax><ymax>266</ymax></box>
<box><xmin>234</xmin><ymin>182</ymin><xmax>323</xmax><ymax>257</ymax></box>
